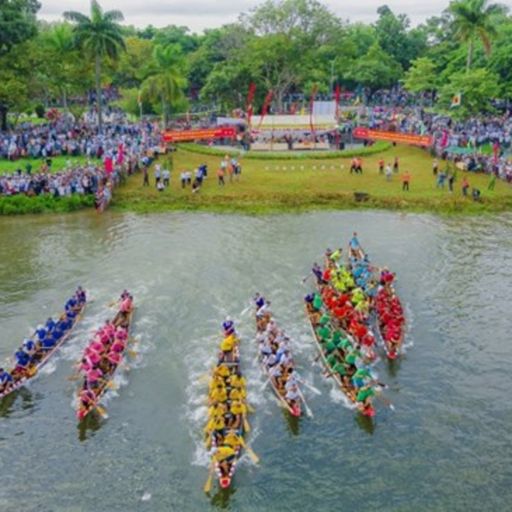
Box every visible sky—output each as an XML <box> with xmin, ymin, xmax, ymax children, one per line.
<box><xmin>39</xmin><ymin>0</ymin><xmax>461</xmax><ymax>32</ymax></box>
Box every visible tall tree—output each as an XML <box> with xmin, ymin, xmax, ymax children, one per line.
<box><xmin>64</xmin><ymin>0</ymin><xmax>126</xmax><ymax>130</ymax></box>
<box><xmin>448</xmin><ymin>0</ymin><xmax>507</xmax><ymax>71</ymax></box>
<box><xmin>141</xmin><ymin>44</ymin><xmax>187</xmax><ymax>127</ymax></box>
<box><xmin>0</xmin><ymin>0</ymin><xmax>41</xmax><ymax>129</ymax></box>
<box><xmin>0</xmin><ymin>0</ymin><xmax>40</xmax><ymax>55</ymax></box>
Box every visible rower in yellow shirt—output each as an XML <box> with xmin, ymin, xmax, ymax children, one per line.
<box><xmin>211</xmin><ymin>446</ymin><xmax>236</xmax><ymax>475</ymax></box>
<box><xmin>209</xmin><ymin>383</ymin><xmax>228</xmax><ymax>404</ymax></box>
<box><xmin>223</xmin><ymin>430</ymin><xmax>244</xmax><ymax>450</ymax></box>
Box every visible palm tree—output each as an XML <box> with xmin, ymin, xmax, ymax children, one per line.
<box><xmin>43</xmin><ymin>24</ymin><xmax>75</xmax><ymax>112</ymax></box>
<box><xmin>64</xmin><ymin>1</ymin><xmax>125</xmax><ymax>130</ymax></box>
<box><xmin>141</xmin><ymin>44</ymin><xmax>187</xmax><ymax>128</ymax></box>
<box><xmin>449</xmin><ymin>0</ymin><xmax>507</xmax><ymax>71</ymax></box>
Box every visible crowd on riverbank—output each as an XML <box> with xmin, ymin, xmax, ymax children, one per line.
<box><xmin>0</xmin><ymin>120</ymin><xmax>163</xmax><ymax>206</ymax></box>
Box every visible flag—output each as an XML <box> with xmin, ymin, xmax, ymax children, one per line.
<box><xmin>451</xmin><ymin>93</ymin><xmax>462</xmax><ymax>108</ymax></box>
<box><xmin>246</xmin><ymin>83</ymin><xmax>257</xmax><ymax>126</ymax></box>
<box><xmin>310</xmin><ymin>84</ymin><xmax>318</xmax><ymax>135</ymax></box>
<box><xmin>257</xmin><ymin>90</ymin><xmax>273</xmax><ymax>129</ymax></box>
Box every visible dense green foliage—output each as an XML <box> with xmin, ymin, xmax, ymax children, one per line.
<box><xmin>0</xmin><ymin>194</ymin><xmax>95</xmax><ymax>215</ymax></box>
<box><xmin>179</xmin><ymin>141</ymin><xmax>392</xmax><ymax>159</ymax></box>
<box><xmin>1</xmin><ymin>0</ymin><xmax>512</xmax><ymax>124</ymax></box>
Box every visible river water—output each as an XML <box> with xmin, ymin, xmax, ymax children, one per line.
<box><xmin>0</xmin><ymin>211</ymin><xmax>511</xmax><ymax>512</ymax></box>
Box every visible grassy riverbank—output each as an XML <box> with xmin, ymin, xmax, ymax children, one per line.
<box><xmin>112</xmin><ymin>145</ymin><xmax>512</xmax><ymax>215</ymax></box>
<box><xmin>0</xmin><ymin>155</ymin><xmax>96</xmax><ymax>174</ymax></box>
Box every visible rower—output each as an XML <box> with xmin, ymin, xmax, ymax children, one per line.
<box><xmin>222</xmin><ymin>317</ymin><xmax>235</xmax><ymax>337</ymax></box>
<box><xmin>85</xmin><ymin>367</ymin><xmax>103</xmax><ymax>390</ymax></box>
<box><xmin>223</xmin><ymin>430</ymin><xmax>243</xmax><ymax>450</ymax></box>
<box><xmin>76</xmin><ymin>286</ymin><xmax>87</xmax><ymax>304</ymax></box>
<box><xmin>12</xmin><ymin>349</ymin><xmax>31</xmax><ymax>379</ymax></box>
<box><xmin>284</xmin><ymin>381</ymin><xmax>300</xmax><ymax>408</ymax></box>
<box><xmin>35</xmin><ymin>325</ymin><xmax>47</xmax><ymax>342</ymax></box>
<box><xmin>45</xmin><ymin>317</ymin><xmax>56</xmax><ymax>332</ymax></box>
<box><xmin>0</xmin><ymin>368</ymin><xmax>14</xmax><ymax>392</ymax></box>
<box><xmin>219</xmin><ymin>334</ymin><xmax>237</xmax><ymax>363</ymax></box>
<box><xmin>349</xmin><ymin>232</ymin><xmax>361</xmax><ymax>258</ymax></box>
<box><xmin>209</xmin><ymin>383</ymin><xmax>228</xmax><ymax>404</ymax></box>
<box><xmin>23</xmin><ymin>339</ymin><xmax>37</xmax><ymax>357</ymax></box>
<box><xmin>229</xmin><ymin>400</ymin><xmax>246</xmax><ymax>430</ymax></box>
<box><xmin>79</xmin><ymin>388</ymin><xmax>96</xmax><ymax>408</ymax></box>
<box><xmin>210</xmin><ymin>446</ymin><xmax>236</xmax><ymax>476</ymax></box>
<box><xmin>65</xmin><ymin>295</ymin><xmax>78</xmax><ymax>312</ymax></box>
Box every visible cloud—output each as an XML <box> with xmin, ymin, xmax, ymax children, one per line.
<box><xmin>39</xmin><ymin>0</ymin><xmax>456</xmax><ymax>31</ymax></box>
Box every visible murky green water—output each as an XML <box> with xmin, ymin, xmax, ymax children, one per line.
<box><xmin>0</xmin><ymin>211</ymin><xmax>511</xmax><ymax>511</ymax></box>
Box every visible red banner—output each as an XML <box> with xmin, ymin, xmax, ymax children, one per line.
<box><xmin>246</xmin><ymin>83</ymin><xmax>257</xmax><ymax>126</ymax></box>
<box><xmin>353</xmin><ymin>127</ymin><xmax>433</xmax><ymax>147</ymax></box>
<box><xmin>257</xmin><ymin>91</ymin><xmax>273</xmax><ymax>130</ymax></box>
<box><xmin>163</xmin><ymin>128</ymin><xmax>236</xmax><ymax>143</ymax></box>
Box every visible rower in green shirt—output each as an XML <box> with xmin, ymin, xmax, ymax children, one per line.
<box><xmin>313</xmin><ymin>293</ymin><xmax>323</xmax><ymax>311</ymax></box>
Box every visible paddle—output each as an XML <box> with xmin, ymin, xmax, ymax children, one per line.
<box><xmin>96</xmin><ymin>404</ymin><xmax>108</xmax><ymax>418</ymax></box>
<box><xmin>246</xmin><ymin>403</ymin><xmax>255</xmax><ymax>414</ymax></box>
<box><xmin>301</xmin><ymin>272</ymin><xmax>313</xmax><ymax>284</ymax></box>
<box><xmin>260</xmin><ymin>377</ymin><xmax>271</xmax><ymax>392</ymax></box>
<box><xmin>375</xmin><ymin>389</ymin><xmax>395</xmax><ymax>411</ymax></box>
<box><xmin>296</xmin><ymin>376</ymin><xmax>321</xmax><ymax>396</ymax></box>
<box><xmin>204</xmin><ymin>464</ymin><xmax>215</xmax><ymax>494</ymax></box>
<box><xmin>127</xmin><ymin>349</ymin><xmax>138</xmax><ymax>359</ymax></box>
<box><xmin>240</xmin><ymin>438</ymin><xmax>260</xmax><ymax>465</ymax></box>
<box><xmin>243</xmin><ymin>415</ymin><xmax>251</xmax><ymax>433</ymax></box>
<box><xmin>297</xmin><ymin>387</ymin><xmax>314</xmax><ymax>418</ymax></box>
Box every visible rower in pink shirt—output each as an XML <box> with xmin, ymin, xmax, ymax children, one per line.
<box><xmin>86</xmin><ymin>367</ymin><xmax>103</xmax><ymax>388</ymax></box>
<box><xmin>111</xmin><ymin>338</ymin><xmax>126</xmax><ymax>354</ymax></box>
<box><xmin>107</xmin><ymin>351</ymin><xmax>122</xmax><ymax>369</ymax></box>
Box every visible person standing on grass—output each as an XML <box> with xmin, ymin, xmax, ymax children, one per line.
<box><xmin>180</xmin><ymin>170</ymin><xmax>187</xmax><ymax>189</ymax></box>
<box><xmin>163</xmin><ymin>168</ymin><xmax>170</xmax><ymax>187</ymax></box>
<box><xmin>393</xmin><ymin>157</ymin><xmax>399</xmax><ymax>173</ymax></box>
<box><xmin>448</xmin><ymin>172</ymin><xmax>455</xmax><ymax>193</ymax></box>
<box><xmin>437</xmin><ymin>169</ymin><xmax>446</xmax><ymax>189</ymax></box>
<box><xmin>433</xmin><ymin>159</ymin><xmax>439</xmax><ymax>176</ymax></box>
<box><xmin>462</xmin><ymin>176</ymin><xmax>470</xmax><ymax>197</ymax></box>
<box><xmin>217</xmin><ymin>166</ymin><xmax>225</xmax><ymax>186</ymax></box>
<box><xmin>378</xmin><ymin>158</ymin><xmax>384</xmax><ymax>174</ymax></box>
<box><xmin>385</xmin><ymin>163</ymin><xmax>392</xmax><ymax>181</ymax></box>
<box><xmin>154</xmin><ymin>164</ymin><xmax>161</xmax><ymax>186</ymax></box>
<box><xmin>142</xmin><ymin>166</ymin><xmax>149</xmax><ymax>187</ymax></box>
<box><xmin>402</xmin><ymin>171</ymin><xmax>411</xmax><ymax>191</ymax></box>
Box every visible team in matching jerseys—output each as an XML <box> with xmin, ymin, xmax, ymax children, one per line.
<box><xmin>205</xmin><ymin>319</ymin><xmax>250</xmax><ymax>488</ymax></box>
<box><xmin>254</xmin><ymin>294</ymin><xmax>302</xmax><ymax>417</ymax></box>
<box><xmin>0</xmin><ymin>287</ymin><xmax>87</xmax><ymax>396</ymax></box>
<box><xmin>76</xmin><ymin>291</ymin><xmax>134</xmax><ymax>420</ymax></box>
<box><xmin>306</xmin><ymin>234</ymin><xmax>403</xmax><ymax>416</ymax></box>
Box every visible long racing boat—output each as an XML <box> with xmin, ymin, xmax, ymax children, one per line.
<box><xmin>76</xmin><ymin>292</ymin><xmax>134</xmax><ymax>421</ymax></box>
<box><xmin>254</xmin><ymin>295</ymin><xmax>302</xmax><ymax>418</ymax></box>
<box><xmin>204</xmin><ymin>319</ymin><xmax>250</xmax><ymax>491</ymax></box>
<box><xmin>304</xmin><ymin>299</ymin><xmax>376</xmax><ymax>417</ymax></box>
<box><xmin>0</xmin><ymin>289</ymin><xmax>87</xmax><ymax>400</ymax></box>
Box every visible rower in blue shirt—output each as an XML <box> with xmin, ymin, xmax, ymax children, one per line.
<box><xmin>36</xmin><ymin>325</ymin><xmax>47</xmax><ymax>341</ymax></box>
<box><xmin>0</xmin><ymin>368</ymin><xmax>14</xmax><ymax>391</ymax></box>
<box><xmin>23</xmin><ymin>339</ymin><xmax>37</xmax><ymax>356</ymax></box>
<box><xmin>41</xmin><ymin>335</ymin><xmax>57</xmax><ymax>351</ymax></box>
<box><xmin>65</xmin><ymin>297</ymin><xmax>77</xmax><ymax>311</ymax></box>
<box><xmin>14</xmin><ymin>349</ymin><xmax>31</xmax><ymax>369</ymax></box>
<box><xmin>46</xmin><ymin>317</ymin><xmax>56</xmax><ymax>331</ymax></box>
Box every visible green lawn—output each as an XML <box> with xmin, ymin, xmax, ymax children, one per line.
<box><xmin>113</xmin><ymin>144</ymin><xmax>512</xmax><ymax>214</ymax></box>
<box><xmin>0</xmin><ymin>155</ymin><xmax>98</xmax><ymax>174</ymax></box>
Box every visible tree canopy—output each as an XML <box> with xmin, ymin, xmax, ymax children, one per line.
<box><xmin>2</xmin><ymin>0</ymin><xmax>512</xmax><ymax>126</ymax></box>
